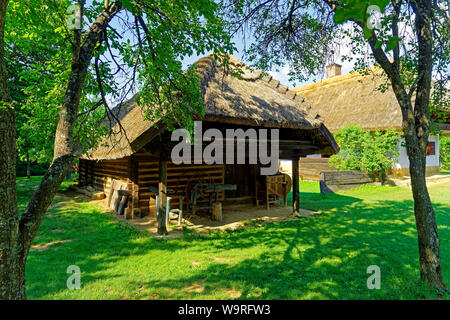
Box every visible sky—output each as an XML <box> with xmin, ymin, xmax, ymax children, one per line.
<box><xmin>86</xmin><ymin>0</ymin><xmax>448</xmax><ymax>96</ymax></box>
<box><xmin>98</xmin><ymin>0</ymin><xmax>370</xmax><ymax>106</ymax></box>
<box><xmin>180</xmin><ymin>31</ymin><xmax>358</xmax><ymax>90</ymax></box>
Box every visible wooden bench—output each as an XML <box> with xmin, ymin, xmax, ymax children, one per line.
<box><xmin>320</xmin><ymin>170</ymin><xmax>372</xmax><ymax>194</ymax></box>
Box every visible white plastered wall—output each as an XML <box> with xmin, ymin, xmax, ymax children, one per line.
<box><xmin>393</xmin><ymin>135</ymin><xmax>440</xmax><ymax>169</ymax></box>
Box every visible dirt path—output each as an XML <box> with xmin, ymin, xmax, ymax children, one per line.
<box><xmin>388</xmin><ymin>174</ymin><xmax>450</xmax><ymax>188</ymax></box>
<box><xmin>123</xmin><ymin>204</ymin><xmax>319</xmax><ymax>238</ymax></box>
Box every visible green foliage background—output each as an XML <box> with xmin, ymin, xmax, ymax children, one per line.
<box><xmin>440</xmin><ymin>135</ymin><xmax>450</xmax><ymax>169</ymax></box>
<box><xmin>329</xmin><ymin>125</ymin><xmax>400</xmax><ymax>177</ymax></box>
<box><xmin>16</xmin><ymin>160</ymin><xmax>50</xmax><ymax>178</ymax></box>
<box><xmin>7</xmin><ymin>0</ymin><xmax>234</xmax><ymax>167</ymax></box>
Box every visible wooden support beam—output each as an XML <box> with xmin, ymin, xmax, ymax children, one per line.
<box><xmin>84</xmin><ymin>160</ymin><xmax>89</xmax><ymax>185</ymax></box>
<box><xmin>279</xmin><ymin>149</ymin><xmax>320</xmax><ymax>158</ymax></box>
<box><xmin>157</xmin><ymin>156</ymin><xmax>168</xmax><ymax>235</ymax></box>
<box><xmin>292</xmin><ymin>158</ymin><xmax>300</xmax><ymax>214</ymax></box>
<box><xmin>126</xmin><ymin>156</ymin><xmax>140</xmax><ymax>219</ymax></box>
<box><xmin>254</xmin><ymin>165</ymin><xmax>259</xmax><ymax>206</ymax></box>
<box><xmin>128</xmin><ymin>155</ymin><xmax>138</xmax><ymax>183</ymax></box>
<box><xmin>278</xmin><ymin>143</ymin><xmax>319</xmax><ymax>150</ymax></box>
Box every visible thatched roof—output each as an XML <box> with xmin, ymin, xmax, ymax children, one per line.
<box><xmin>293</xmin><ymin>67</ymin><xmax>404</xmax><ymax>132</ymax></box>
<box><xmin>83</xmin><ymin>54</ymin><xmax>338</xmax><ymax>160</ymax></box>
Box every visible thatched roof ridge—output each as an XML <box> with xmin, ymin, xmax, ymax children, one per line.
<box><xmin>82</xmin><ymin>54</ymin><xmax>337</xmax><ymax>160</ymax></box>
<box><xmin>293</xmin><ymin>67</ymin><xmax>404</xmax><ymax>132</ymax></box>
<box><xmin>194</xmin><ymin>54</ymin><xmax>323</xmax><ymax>127</ymax></box>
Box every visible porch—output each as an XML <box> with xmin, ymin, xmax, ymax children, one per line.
<box><xmin>119</xmin><ymin>203</ymin><xmax>319</xmax><ymax>238</ymax></box>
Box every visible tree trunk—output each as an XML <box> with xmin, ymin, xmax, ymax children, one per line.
<box><xmin>363</xmin><ymin>0</ymin><xmax>446</xmax><ymax>291</ymax></box>
<box><xmin>0</xmin><ymin>0</ymin><xmax>25</xmax><ymax>300</ymax></box>
<box><xmin>66</xmin><ymin>166</ymin><xmax>72</xmax><ymax>180</ymax></box>
<box><xmin>0</xmin><ymin>2</ymin><xmax>122</xmax><ymax>299</ymax></box>
<box><xmin>406</xmin><ymin>0</ymin><xmax>445</xmax><ymax>291</ymax></box>
<box><xmin>26</xmin><ymin>150</ymin><xmax>31</xmax><ymax>179</ymax></box>
<box><xmin>387</xmin><ymin>82</ymin><xmax>446</xmax><ymax>291</ymax></box>
<box><xmin>407</xmin><ymin>144</ymin><xmax>446</xmax><ymax>290</ymax></box>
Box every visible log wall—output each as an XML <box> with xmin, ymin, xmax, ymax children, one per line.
<box><xmin>79</xmin><ymin>154</ymin><xmax>241</xmax><ymax>217</ymax></box>
<box><xmin>137</xmin><ymin>159</ymin><xmax>225</xmax><ymax>217</ymax></box>
<box><xmin>79</xmin><ymin>158</ymin><xmax>129</xmax><ymax>195</ymax></box>
<box><xmin>224</xmin><ymin>164</ymin><xmax>258</xmax><ymax>198</ymax></box>
<box><xmin>299</xmin><ymin>157</ymin><xmax>336</xmax><ymax>181</ymax></box>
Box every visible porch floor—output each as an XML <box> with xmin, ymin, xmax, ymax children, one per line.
<box><xmin>121</xmin><ymin>204</ymin><xmax>319</xmax><ymax>238</ymax></box>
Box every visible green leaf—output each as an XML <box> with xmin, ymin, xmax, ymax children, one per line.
<box><xmin>334</xmin><ymin>0</ymin><xmax>372</xmax><ymax>25</ymax></box>
<box><xmin>363</xmin><ymin>27</ymin><xmax>373</xmax><ymax>40</ymax></box>
<box><xmin>370</xmin><ymin>0</ymin><xmax>390</xmax><ymax>13</ymax></box>
<box><xmin>333</xmin><ymin>8</ymin><xmax>349</xmax><ymax>25</ymax></box>
<box><xmin>386</xmin><ymin>36</ymin><xmax>401</xmax><ymax>51</ymax></box>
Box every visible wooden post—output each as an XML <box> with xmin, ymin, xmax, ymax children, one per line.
<box><xmin>128</xmin><ymin>155</ymin><xmax>138</xmax><ymax>183</ymax></box>
<box><xmin>126</xmin><ymin>155</ymin><xmax>141</xmax><ymax>219</ymax></box>
<box><xmin>131</xmin><ymin>183</ymin><xmax>140</xmax><ymax>219</ymax></box>
<box><xmin>254</xmin><ymin>165</ymin><xmax>259</xmax><ymax>207</ymax></box>
<box><xmin>125</xmin><ymin>181</ymin><xmax>133</xmax><ymax>219</ymax></box>
<box><xmin>212</xmin><ymin>202</ymin><xmax>222</xmax><ymax>221</ymax></box>
<box><xmin>26</xmin><ymin>150</ymin><xmax>31</xmax><ymax>180</ymax></box>
<box><xmin>157</xmin><ymin>156</ymin><xmax>168</xmax><ymax>235</ymax></box>
<box><xmin>292</xmin><ymin>158</ymin><xmax>300</xmax><ymax>214</ymax></box>
<box><xmin>284</xmin><ymin>175</ymin><xmax>288</xmax><ymax>207</ymax></box>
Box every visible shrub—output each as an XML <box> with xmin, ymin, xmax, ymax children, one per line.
<box><xmin>16</xmin><ymin>160</ymin><xmax>50</xmax><ymax>177</ymax></box>
<box><xmin>440</xmin><ymin>135</ymin><xmax>450</xmax><ymax>169</ymax></box>
<box><xmin>329</xmin><ymin>125</ymin><xmax>400</xmax><ymax>180</ymax></box>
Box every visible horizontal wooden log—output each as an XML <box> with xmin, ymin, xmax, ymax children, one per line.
<box><xmin>138</xmin><ymin>172</ymin><xmax>223</xmax><ymax>181</ymax></box>
<box><xmin>320</xmin><ymin>170</ymin><xmax>372</xmax><ymax>194</ymax></box>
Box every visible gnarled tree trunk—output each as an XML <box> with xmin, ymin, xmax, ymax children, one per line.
<box><xmin>0</xmin><ymin>0</ymin><xmax>23</xmax><ymax>300</ymax></box>
<box><xmin>408</xmin><ymin>145</ymin><xmax>445</xmax><ymax>289</ymax></box>
<box><xmin>366</xmin><ymin>0</ymin><xmax>446</xmax><ymax>291</ymax></box>
<box><xmin>405</xmin><ymin>0</ymin><xmax>445</xmax><ymax>290</ymax></box>
<box><xmin>0</xmin><ymin>1</ymin><xmax>122</xmax><ymax>299</ymax></box>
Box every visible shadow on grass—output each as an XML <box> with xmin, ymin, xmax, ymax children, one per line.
<box><xmin>130</xmin><ymin>198</ymin><xmax>448</xmax><ymax>299</ymax></box>
<box><xmin>25</xmin><ymin>183</ymin><xmax>449</xmax><ymax>300</ymax></box>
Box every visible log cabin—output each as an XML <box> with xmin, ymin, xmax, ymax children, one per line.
<box><xmin>78</xmin><ymin>55</ymin><xmax>338</xmax><ymax>223</ymax></box>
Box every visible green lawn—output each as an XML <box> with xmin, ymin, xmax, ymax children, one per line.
<box><xmin>20</xmin><ymin>176</ymin><xmax>449</xmax><ymax>300</ymax></box>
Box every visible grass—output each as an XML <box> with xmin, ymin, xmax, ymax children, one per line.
<box><xmin>18</xmin><ymin>176</ymin><xmax>449</xmax><ymax>300</ymax></box>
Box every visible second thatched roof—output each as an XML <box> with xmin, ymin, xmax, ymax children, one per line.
<box><xmin>293</xmin><ymin>67</ymin><xmax>404</xmax><ymax>133</ymax></box>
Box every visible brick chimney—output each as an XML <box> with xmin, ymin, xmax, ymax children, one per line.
<box><xmin>326</xmin><ymin>63</ymin><xmax>342</xmax><ymax>78</ymax></box>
